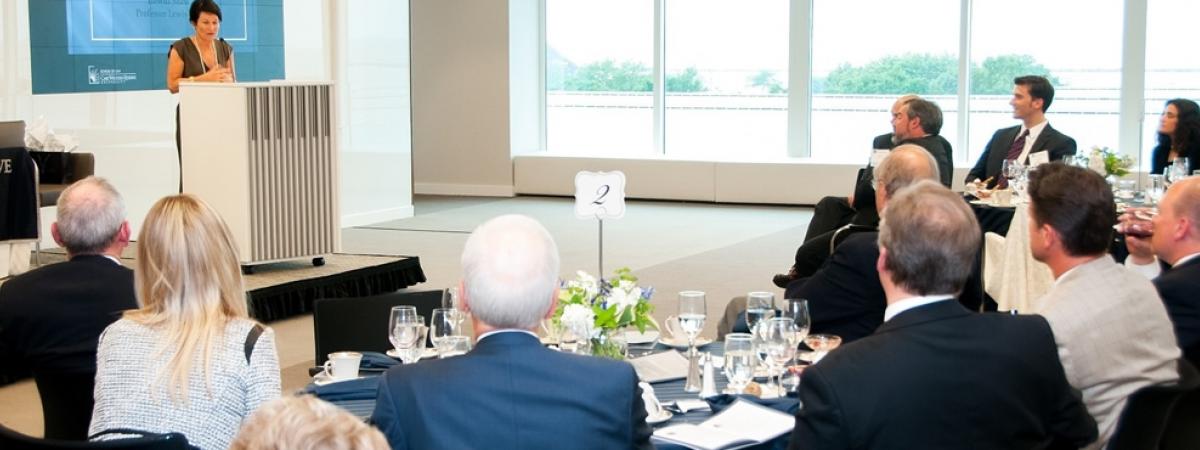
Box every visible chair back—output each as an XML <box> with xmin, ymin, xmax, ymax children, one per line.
<box><xmin>1162</xmin><ymin>360</ymin><xmax>1200</xmax><ymax>450</ymax></box>
<box><xmin>313</xmin><ymin>289</ymin><xmax>445</xmax><ymax>365</ymax></box>
<box><xmin>0</xmin><ymin>424</ymin><xmax>191</xmax><ymax>450</ymax></box>
<box><xmin>1109</xmin><ymin>359</ymin><xmax>1200</xmax><ymax>450</ymax></box>
<box><xmin>33</xmin><ymin>372</ymin><xmax>97</xmax><ymax>441</ymax></box>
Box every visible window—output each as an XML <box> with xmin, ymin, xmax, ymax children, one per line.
<box><xmin>664</xmin><ymin>0</ymin><xmax>789</xmax><ymax>160</ymax></box>
<box><xmin>546</xmin><ymin>0</ymin><xmax>654</xmax><ymax>156</ymax></box>
<box><xmin>1142</xmin><ymin>0</ymin><xmax>1200</xmax><ymax>171</ymax></box>
<box><xmin>810</xmin><ymin>0</ymin><xmax>960</xmax><ymax>164</ymax></box>
<box><xmin>967</xmin><ymin>0</ymin><xmax>1123</xmax><ymax>166</ymax></box>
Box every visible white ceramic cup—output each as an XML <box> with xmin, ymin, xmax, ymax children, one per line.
<box><xmin>323</xmin><ymin>351</ymin><xmax>362</xmax><ymax>380</ymax></box>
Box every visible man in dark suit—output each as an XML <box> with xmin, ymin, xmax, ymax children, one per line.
<box><xmin>1123</xmin><ymin>176</ymin><xmax>1200</xmax><ymax>366</ymax></box>
<box><xmin>370</xmin><ymin>214</ymin><xmax>653</xmax><ymax>450</ymax></box>
<box><xmin>790</xmin><ymin>181</ymin><xmax>1097</xmax><ymax>450</ymax></box>
<box><xmin>966</xmin><ymin>75</ymin><xmax>1077</xmax><ymax>188</ymax></box>
<box><xmin>0</xmin><ymin>177</ymin><xmax>136</xmax><ymax>440</ymax></box>
<box><xmin>778</xmin><ymin>96</ymin><xmax>952</xmax><ymax>288</ymax></box>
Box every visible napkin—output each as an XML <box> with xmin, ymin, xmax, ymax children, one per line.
<box><xmin>705</xmin><ymin>393</ymin><xmax>800</xmax><ymax>416</ymax></box>
<box><xmin>303</xmin><ymin>375</ymin><xmax>381</xmax><ymax>402</ymax></box>
<box><xmin>359</xmin><ymin>351</ymin><xmax>400</xmax><ymax>371</ymax></box>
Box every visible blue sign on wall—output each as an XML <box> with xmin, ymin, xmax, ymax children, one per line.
<box><xmin>31</xmin><ymin>0</ymin><xmax>284</xmax><ymax>94</ymax></box>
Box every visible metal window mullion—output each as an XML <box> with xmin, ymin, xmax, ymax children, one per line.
<box><xmin>653</xmin><ymin>0</ymin><xmax>665</xmax><ymax>155</ymax></box>
<box><xmin>956</xmin><ymin>0</ymin><xmax>972</xmax><ymax>163</ymax></box>
<box><xmin>538</xmin><ymin>0</ymin><xmax>548</xmax><ymax>152</ymax></box>
<box><xmin>1119</xmin><ymin>0</ymin><xmax>1148</xmax><ymax>176</ymax></box>
<box><xmin>786</xmin><ymin>0</ymin><xmax>813</xmax><ymax>158</ymax></box>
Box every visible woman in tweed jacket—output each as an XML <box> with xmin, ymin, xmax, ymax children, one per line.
<box><xmin>88</xmin><ymin>194</ymin><xmax>281</xmax><ymax>450</ymax></box>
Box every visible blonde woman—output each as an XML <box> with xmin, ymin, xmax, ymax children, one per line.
<box><xmin>88</xmin><ymin>194</ymin><xmax>280</xmax><ymax>450</ymax></box>
<box><xmin>229</xmin><ymin>395</ymin><xmax>388</xmax><ymax>450</ymax></box>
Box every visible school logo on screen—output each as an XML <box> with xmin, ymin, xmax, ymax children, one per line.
<box><xmin>86</xmin><ymin>65</ymin><xmax>137</xmax><ymax>86</ymax></box>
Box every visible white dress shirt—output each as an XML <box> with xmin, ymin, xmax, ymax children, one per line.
<box><xmin>476</xmin><ymin>328</ymin><xmax>540</xmax><ymax>343</ymax></box>
<box><xmin>1125</xmin><ymin>251</ymin><xmax>1200</xmax><ymax>280</ymax></box>
<box><xmin>1017</xmin><ymin>120</ymin><xmax>1049</xmax><ymax>164</ymax></box>
<box><xmin>883</xmin><ymin>295</ymin><xmax>956</xmax><ymax>322</ymax></box>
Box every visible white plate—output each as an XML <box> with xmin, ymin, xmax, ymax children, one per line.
<box><xmin>969</xmin><ymin>199</ymin><xmax>1015</xmax><ymax>208</ymax></box>
<box><xmin>312</xmin><ymin>372</ymin><xmax>361</xmax><ymax>386</ymax></box>
<box><xmin>625</xmin><ymin>330</ymin><xmax>660</xmax><ymax>345</ymax></box>
<box><xmin>657</xmin><ymin>337</ymin><xmax>713</xmax><ymax>349</ymax></box>
<box><xmin>645</xmin><ymin>408</ymin><xmax>673</xmax><ymax>425</ymax></box>
<box><xmin>385</xmin><ymin>348</ymin><xmax>439</xmax><ymax>359</ymax></box>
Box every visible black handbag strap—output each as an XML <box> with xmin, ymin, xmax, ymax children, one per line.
<box><xmin>244</xmin><ymin>324</ymin><xmax>265</xmax><ymax>363</ymax></box>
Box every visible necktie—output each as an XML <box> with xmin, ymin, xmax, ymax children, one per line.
<box><xmin>998</xmin><ymin>129</ymin><xmax>1030</xmax><ymax>188</ymax></box>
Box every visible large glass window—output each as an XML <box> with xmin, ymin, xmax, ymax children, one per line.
<box><xmin>664</xmin><ymin>0</ymin><xmax>789</xmax><ymax>161</ymax></box>
<box><xmin>968</xmin><ymin>0</ymin><xmax>1123</xmax><ymax>167</ymax></box>
<box><xmin>546</xmin><ymin>0</ymin><xmax>654</xmax><ymax>156</ymax></box>
<box><xmin>809</xmin><ymin>0</ymin><xmax>960</xmax><ymax>164</ymax></box>
<box><xmin>1142</xmin><ymin>0</ymin><xmax>1200</xmax><ymax>172</ymax></box>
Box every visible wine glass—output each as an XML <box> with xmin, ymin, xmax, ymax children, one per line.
<box><xmin>444</xmin><ymin>288</ymin><xmax>468</xmax><ymax>333</ymax></box>
<box><xmin>722</xmin><ymin>333</ymin><xmax>756</xmax><ymax>395</ymax></box>
<box><xmin>804</xmin><ymin>334</ymin><xmax>843</xmax><ymax>363</ymax></box>
<box><xmin>438</xmin><ymin>335</ymin><xmax>471</xmax><ymax>358</ymax></box>
<box><xmin>745</xmin><ymin>291</ymin><xmax>775</xmax><ymax>338</ymax></box>
<box><xmin>1001</xmin><ymin>159</ymin><xmax>1025</xmax><ymax>186</ymax></box>
<box><xmin>677</xmin><ymin>291</ymin><xmax>707</xmax><ymax>349</ymax></box>
<box><xmin>1168</xmin><ymin>158</ymin><xmax>1189</xmax><ymax>186</ymax></box>
<box><xmin>430</xmin><ymin>308</ymin><xmax>457</xmax><ymax>354</ymax></box>
<box><xmin>1147</xmin><ymin>174</ymin><xmax>1166</xmax><ymax>206</ymax></box>
<box><xmin>397</xmin><ymin>318</ymin><xmax>427</xmax><ymax>364</ymax></box>
<box><xmin>780</xmin><ymin>298</ymin><xmax>810</xmax><ymax>390</ymax></box>
<box><xmin>388</xmin><ymin>306</ymin><xmax>421</xmax><ymax>352</ymax></box>
<box><xmin>763</xmin><ymin>318</ymin><xmax>796</xmax><ymax>397</ymax></box>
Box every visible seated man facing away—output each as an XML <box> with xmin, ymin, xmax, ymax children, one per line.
<box><xmin>778</xmin><ymin>96</ymin><xmax>953</xmax><ymax>287</ymax></box>
<box><xmin>1123</xmin><ymin>176</ymin><xmax>1200</xmax><ymax>366</ymax></box>
<box><xmin>1028</xmin><ymin>162</ymin><xmax>1181</xmax><ymax>449</ymax></box>
<box><xmin>790</xmin><ymin>180</ymin><xmax>1097</xmax><ymax>450</ymax></box>
<box><xmin>370</xmin><ymin>214</ymin><xmax>653</xmax><ymax>450</ymax></box>
<box><xmin>966</xmin><ymin>75</ymin><xmax>1076</xmax><ymax>188</ymax></box>
<box><xmin>723</xmin><ymin>144</ymin><xmax>939</xmax><ymax>343</ymax></box>
<box><xmin>230</xmin><ymin>395</ymin><xmax>388</xmax><ymax>450</ymax></box>
<box><xmin>0</xmin><ymin>176</ymin><xmax>136</xmax><ymax>440</ymax></box>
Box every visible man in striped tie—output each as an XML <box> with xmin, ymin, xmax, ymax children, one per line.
<box><xmin>966</xmin><ymin>75</ymin><xmax>1077</xmax><ymax>189</ymax></box>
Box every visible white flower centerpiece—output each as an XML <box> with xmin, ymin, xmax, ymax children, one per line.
<box><xmin>553</xmin><ymin>267</ymin><xmax>657</xmax><ymax>359</ymax></box>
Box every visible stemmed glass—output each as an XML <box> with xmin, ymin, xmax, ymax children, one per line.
<box><xmin>763</xmin><ymin>318</ymin><xmax>797</xmax><ymax>397</ymax></box>
<box><xmin>430</xmin><ymin>308</ymin><xmax>460</xmax><ymax>357</ymax></box>
<box><xmin>678</xmin><ymin>291</ymin><xmax>706</xmax><ymax>392</ymax></box>
<box><xmin>388</xmin><ymin>306</ymin><xmax>422</xmax><ymax>359</ymax></box>
<box><xmin>444</xmin><ymin>288</ymin><xmax>468</xmax><ymax>334</ymax></box>
<box><xmin>1001</xmin><ymin>159</ymin><xmax>1025</xmax><ymax>188</ymax></box>
<box><xmin>804</xmin><ymin>334</ymin><xmax>843</xmax><ymax>363</ymax></box>
<box><xmin>745</xmin><ymin>291</ymin><xmax>776</xmax><ymax>338</ymax></box>
<box><xmin>779</xmin><ymin>299</ymin><xmax>810</xmax><ymax>391</ymax></box>
<box><xmin>396</xmin><ymin>316</ymin><xmax>427</xmax><ymax>364</ymax></box>
<box><xmin>1147</xmin><ymin>175</ymin><xmax>1166</xmax><ymax>206</ymax></box>
<box><xmin>1167</xmin><ymin>158</ymin><xmax>1190</xmax><ymax>186</ymax></box>
<box><xmin>722</xmin><ymin>333</ymin><xmax>756</xmax><ymax>395</ymax></box>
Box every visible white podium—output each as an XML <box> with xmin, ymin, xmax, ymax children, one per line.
<box><xmin>180</xmin><ymin>81</ymin><xmax>340</xmax><ymax>271</ymax></box>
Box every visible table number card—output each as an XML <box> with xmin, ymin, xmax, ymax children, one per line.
<box><xmin>574</xmin><ymin>171</ymin><xmax>627</xmax><ymax>219</ymax></box>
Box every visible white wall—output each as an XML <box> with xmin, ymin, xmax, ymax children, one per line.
<box><xmin>1</xmin><ymin>0</ymin><xmax>413</xmax><ymax>247</ymax></box>
<box><xmin>410</xmin><ymin>0</ymin><xmax>514</xmax><ymax>197</ymax></box>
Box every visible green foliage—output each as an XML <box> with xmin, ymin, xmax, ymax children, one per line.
<box><xmin>749</xmin><ymin>70</ymin><xmax>787</xmax><ymax>94</ymax></box>
<box><xmin>557</xmin><ymin>59</ymin><xmax>706</xmax><ymax>92</ymax></box>
<box><xmin>820</xmin><ymin>53</ymin><xmax>1059</xmax><ymax>95</ymax></box>
<box><xmin>972</xmin><ymin>54</ymin><xmax>1059</xmax><ymax>94</ymax></box>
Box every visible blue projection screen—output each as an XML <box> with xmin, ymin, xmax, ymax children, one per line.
<box><xmin>30</xmin><ymin>0</ymin><xmax>284</xmax><ymax>94</ymax></box>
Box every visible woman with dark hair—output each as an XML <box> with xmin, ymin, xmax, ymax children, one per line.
<box><xmin>166</xmin><ymin>0</ymin><xmax>235</xmax><ymax>191</ymax></box>
<box><xmin>1151</xmin><ymin>98</ymin><xmax>1200</xmax><ymax>176</ymax></box>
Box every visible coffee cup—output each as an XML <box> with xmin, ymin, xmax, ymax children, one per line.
<box><xmin>322</xmin><ymin>351</ymin><xmax>362</xmax><ymax>380</ymax></box>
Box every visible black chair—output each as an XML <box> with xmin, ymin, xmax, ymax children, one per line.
<box><xmin>0</xmin><ymin>424</ymin><xmax>191</xmax><ymax>450</ymax></box>
<box><xmin>1109</xmin><ymin>359</ymin><xmax>1200</xmax><ymax>450</ymax></box>
<box><xmin>1162</xmin><ymin>364</ymin><xmax>1200</xmax><ymax>450</ymax></box>
<box><xmin>33</xmin><ymin>372</ymin><xmax>97</xmax><ymax>441</ymax></box>
<box><xmin>313</xmin><ymin>289</ymin><xmax>445</xmax><ymax>365</ymax></box>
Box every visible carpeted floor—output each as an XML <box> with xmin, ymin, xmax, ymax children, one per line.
<box><xmin>0</xmin><ymin>194</ymin><xmax>813</xmax><ymax>437</ymax></box>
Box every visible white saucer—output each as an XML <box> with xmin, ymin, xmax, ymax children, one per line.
<box><xmin>385</xmin><ymin>348</ymin><xmax>438</xmax><ymax>359</ymax></box>
<box><xmin>645</xmin><ymin>408</ymin><xmax>673</xmax><ymax>425</ymax></box>
<box><xmin>625</xmin><ymin>330</ymin><xmax>660</xmax><ymax>345</ymax></box>
<box><xmin>312</xmin><ymin>372</ymin><xmax>360</xmax><ymax>386</ymax></box>
<box><xmin>658</xmin><ymin>337</ymin><xmax>713</xmax><ymax>350</ymax></box>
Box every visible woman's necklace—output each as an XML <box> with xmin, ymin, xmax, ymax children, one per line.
<box><xmin>190</xmin><ymin>36</ymin><xmax>219</xmax><ymax>72</ymax></box>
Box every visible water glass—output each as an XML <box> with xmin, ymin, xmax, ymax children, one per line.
<box><xmin>745</xmin><ymin>291</ymin><xmax>775</xmax><ymax>337</ymax></box>
<box><xmin>397</xmin><ymin>322</ymin><xmax>428</xmax><ymax>364</ymax></box>
<box><xmin>1147</xmin><ymin>174</ymin><xmax>1166</xmax><ymax>205</ymax></box>
<box><xmin>677</xmin><ymin>291</ymin><xmax>707</xmax><ymax>347</ymax></box>
<box><xmin>722</xmin><ymin>333</ymin><xmax>756</xmax><ymax>395</ymax></box>
<box><xmin>430</xmin><ymin>308</ymin><xmax>458</xmax><ymax>353</ymax></box>
<box><xmin>763</xmin><ymin>318</ymin><xmax>797</xmax><ymax>396</ymax></box>
<box><xmin>388</xmin><ymin>306</ymin><xmax>422</xmax><ymax>351</ymax></box>
<box><xmin>438</xmin><ymin>335</ymin><xmax>471</xmax><ymax>358</ymax></box>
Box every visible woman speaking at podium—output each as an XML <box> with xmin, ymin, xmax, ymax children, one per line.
<box><xmin>167</xmin><ymin>0</ymin><xmax>235</xmax><ymax>192</ymax></box>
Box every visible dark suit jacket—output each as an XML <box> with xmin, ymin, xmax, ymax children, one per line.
<box><xmin>1155</xmin><ymin>257</ymin><xmax>1200</xmax><ymax>367</ymax></box>
<box><xmin>967</xmin><ymin>124</ymin><xmax>1077</xmax><ymax>186</ymax></box>
<box><xmin>789</xmin><ymin>301</ymin><xmax>1097</xmax><ymax>450</ymax></box>
<box><xmin>370</xmin><ymin>331</ymin><xmax>654</xmax><ymax>450</ymax></box>
<box><xmin>853</xmin><ymin>134</ymin><xmax>953</xmax><ymax>227</ymax></box>
<box><xmin>785</xmin><ymin>232</ymin><xmax>885</xmax><ymax>344</ymax></box>
<box><xmin>0</xmin><ymin>254</ymin><xmax>136</xmax><ymax>377</ymax></box>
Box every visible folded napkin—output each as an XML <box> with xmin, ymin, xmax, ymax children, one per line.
<box><xmin>705</xmin><ymin>393</ymin><xmax>800</xmax><ymax>416</ymax></box>
<box><xmin>360</xmin><ymin>351</ymin><xmax>400</xmax><ymax>371</ymax></box>
<box><xmin>303</xmin><ymin>375</ymin><xmax>381</xmax><ymax>402</ymax></box>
